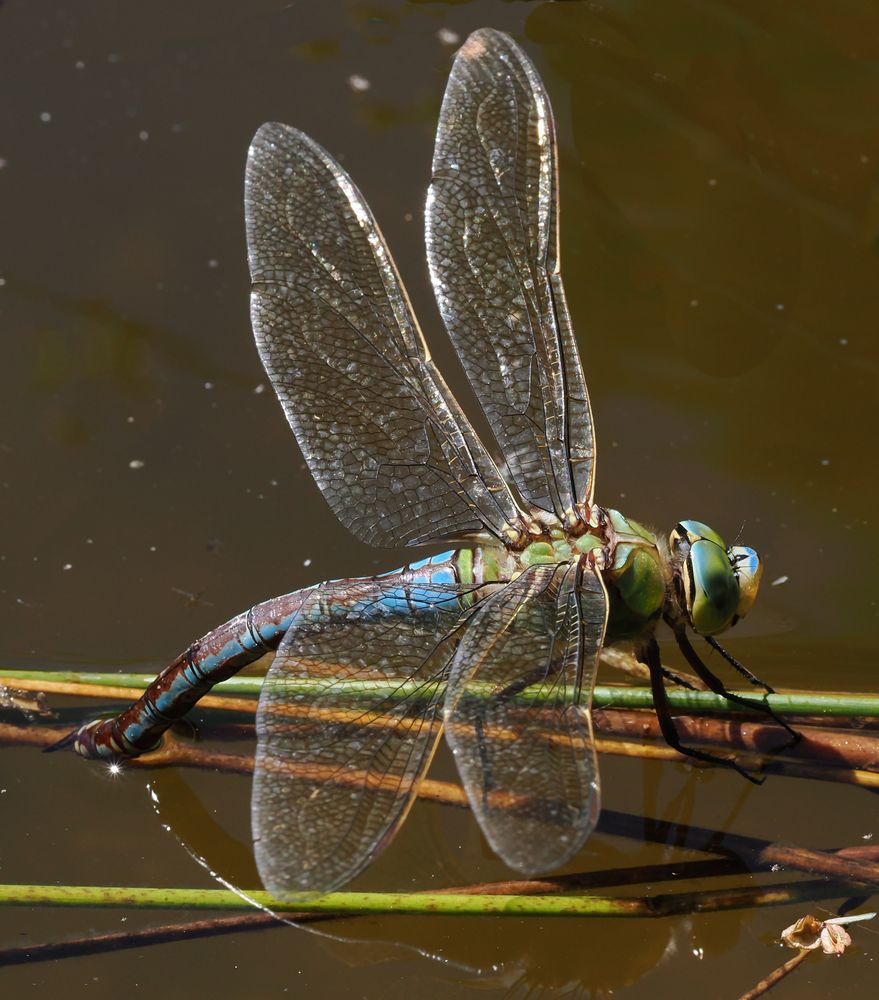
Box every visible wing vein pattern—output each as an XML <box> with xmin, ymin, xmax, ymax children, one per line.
<box><xmin>246</xmin><ymin>123</ymin><xmax>525</xmax><ymax>547</ymax></box>
<box><xmin>252</xmin><ymin>574</ymin><xmax>487</xmax><ymax>897</ymax></box>
<box><xmin>426</xmin><ymin>27</ymin><xmax>595</xmax><ymax>517</ymax></box>
<box><xmin>443</xmin><ymin>560</ymin><xmax>607</xmax><ymax>873</ymax></box>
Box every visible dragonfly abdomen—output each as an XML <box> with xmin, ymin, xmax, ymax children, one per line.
<box><xmin>71</xmin><ymin>547</ymin><xmax>512</xmax><ymax>760</ymax></box>
<box><xmin>72</xmin><ymin>590</ymin><xmax>312</xmax><ymax>759</ymax></box>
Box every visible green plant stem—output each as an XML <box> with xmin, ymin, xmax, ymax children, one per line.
<box><xmin>0</xmin><ymin>875</ymin><xmax>869</xmax><ymax>921</ymax></box>
<box><xmin>3</xmin><ymin>669</ymin><xmax>877</xmax><ymax>717</ymax></box>
<box><xmin>0</xmin><ymin>884</ymin><xmax>637</xmax><ymax>916</ymax></box>
<box><xmin>0</xmin><ymin>877</ymin><xmax>865</xmax><ymax>968</ymax></box>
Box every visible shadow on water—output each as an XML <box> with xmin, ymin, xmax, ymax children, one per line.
<box><xmin>146</xmin><ymin>758</ymin><xmax>687</xmax><ymax>996</ymax></box>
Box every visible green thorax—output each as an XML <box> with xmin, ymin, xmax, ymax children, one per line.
<box><xmin>514</xmin><ymin>509</ymin><xmax>666</xmax><ymax>642</ymax></box>
<box><xmin>602</xmin><ymin>509</ymin><xmax>666</xmax><ymax>641</ymax></box>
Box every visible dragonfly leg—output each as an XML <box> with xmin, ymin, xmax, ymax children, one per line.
<box><xmin>674</xmin><ymin>629</ymin><xmax>800</xmax><ymax>746</ymax></box>
<box><xmin>644</xmin><ymin>638</ymin><xmax>763</xmax><ymax>785</ymax></box>
<box><xmin>494</xmin><ymin>663</ymin><xmax>556</xmax><ymax>702</ymax></box>
<box><xmin>473</xmin><ymin>715</ymin><xmax>494</xmax><ymax>803</ymax></box>
<box><xmin>658</xmin><ymin>666</ymin><xmax>700</xmax><ymax>691</ymax></box>
<box><xmin>703</xmin><ymin>634</ymin><xmax>774</xmax><ymax>692</ymax></box>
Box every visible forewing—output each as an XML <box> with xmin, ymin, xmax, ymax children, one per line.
<box><xmin>246</xmin><ymin>123</ymin><xmax>524</xmax><ymax>547</ymax></box>
<box><xmin>427</xmin><ymin>28</ymin><xmax>596</xmax><ymax>517</ymax></box>
<box><xmin>443</xmin><ymin>561</ymin><xmax>607</xmax><ymax>873</ymax></box>
<box><xmin>252</xmin><ymin>574</ymin><xmax>481</xmax><ymax>898</ymax></box>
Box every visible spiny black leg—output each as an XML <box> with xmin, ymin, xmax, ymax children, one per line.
<box><xmin>675</xmin><ymin>629</ymin><xmax>800</xmax><ymax>746</ymax></box>
<box><xmin>473</xmin><ymin>714</ymin><xmax>493</xmax><ymax>805</ymax></box>
<box><xmin>494</xmin><ymin>663</ymin><xmax>551</xmax><ymax>702</ymax></box>
<box><xmin>660</xmin><ymin>666</ymin><xmax>700</xmax><ymax>691</ymax></box>
<box><xmin>644</xmin><ymin>638</ymin><xmax>763</xmax><ymax>784</ymax></box>
<box><xmin>704</xmin><ymin>634</ymin><xmax>774</xmax><ymax>692</ymax></box>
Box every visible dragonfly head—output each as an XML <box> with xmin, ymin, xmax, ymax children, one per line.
<box><xmin>668</xmin><ymin>520</ymin><xmax>762</xmax><ymax>636</ymax></box>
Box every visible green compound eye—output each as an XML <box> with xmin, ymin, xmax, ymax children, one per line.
<box><xmin>669</xmin><ymin>521</ymin><xmax>763</xmax><ymax>635</ymax></box>
<box><xmin>728</xmin><ymin>545</ymin><xmax>762</xmax><ymax>622</ymax></box>
<box><xmin>670</xmin><ymin>519</ymin><xmax>726</xmax><ymax>549</ymax></box>
<box><xmin>685</xmin><ymin>539</ymin><xmax>740</xmax><ymax>635</ymax></box>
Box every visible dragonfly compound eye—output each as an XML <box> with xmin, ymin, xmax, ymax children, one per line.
<box><xmin>669</xmin><ymin>520</ymin><xmax>752</xmax><ymax>635</ymax></box>
<box><xmin>727</xmin><ymin>544</ymin><xmax>763</xmax><ymax>623</ymax></box>
<box><xmin>670</xmin><ymin>519</ymin><xmax>726</xmax><ymax>550</ymax></box>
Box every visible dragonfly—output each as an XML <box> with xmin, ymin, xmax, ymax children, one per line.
<box><xmin>72</xmin><ymin>28</ymin><xmax>783</xmax><ymax>898</ymax></box>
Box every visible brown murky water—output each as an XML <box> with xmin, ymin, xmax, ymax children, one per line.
<box><xmin>3</xmin><ymin>1</ymin><xmax>878</xmax><ymax>996</ymax></box>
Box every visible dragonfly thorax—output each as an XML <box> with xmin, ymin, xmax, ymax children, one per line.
<box><xmin>509</xmin><ymin>512</ymin><xmax>763</xmax><ymax>643</ymax></box>
<box><xmin>509</xmin><ymin>508</ymin><xmax>668</xmax><ymax>642</ymax></box>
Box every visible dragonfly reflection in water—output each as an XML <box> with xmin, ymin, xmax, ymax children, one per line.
<box><xmin>73</xmin><ymin>28</ymin><xmax>786</xmax><ymax>898</ymax></box>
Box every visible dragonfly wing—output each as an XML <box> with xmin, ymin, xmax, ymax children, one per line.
<box><xmin>252</xmin><ymin>574</ymin><xmax>482</xmax><ymax>898</ymax></box>
<box><xmin>246</xmin><ymin>124</ymin><xmax>524</xmax><ymax>547</ymax></box>
<box><xmin>427</xmin><ymin>28</ymin><xmax>595</xmax><ymax>517</ymax></box>
<box><xmin>444</xmin><ymin>561</ymin><xmax>607</xmax><ymax>873</ymax></box>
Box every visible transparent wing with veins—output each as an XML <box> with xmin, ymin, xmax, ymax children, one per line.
<box><xmin>427</xmin><ymin>28</ymin><xmax>596</xmax><ymax>520</ymax></box>
<box><xmin>252</xmin><ymin>574</ymin><xmax>491</xmax><ymax>897</ymax></box>
<box><xmin>444</xmin><ymin>560</ymin><xmax>608</xmax><ymax>873</ymax></box>
<box><xmin>246</xmin><ymin>123</ymin><xmax>526</xmax><ymax>548</ymax></box>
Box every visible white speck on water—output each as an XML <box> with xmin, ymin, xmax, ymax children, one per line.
<box><xmin>303</xmin><ymin>558</ymin><xmax>312</xmax><ymax>567</ymax></box>
<box><xmin>708</xmin><ymin>177</ymin><xmax>717</xmax><ymax>186</ymax></box>
<box><xmin>129</xmin><ymin>459</ymin><xmax>145</xmax><ymax>470</ymax></box>
<box><xmin>138</xmin><ymin>130</ymin><xmax>149</xmax><ymax>141</ymax></box>
<box><xmin>207</xmin><ymin>258</ymin><xmax>219</xmax><ymax>269</ymax></box>
<box><xmin>348</xmin><ymin>74</ymin><xmax>370</xmax><ymax>93</ymax></box>
<box><xmin>690</xmin><ymin>298</ymin><xmax>699</xmax><ymax>307</ymax></box>
<box><xmin>839</xmin><ymin>337</ymin><xmax>848</xmax><ymax>346</ymax></box>
<box><xmin>775</xmin><ymin>302</ymin><xmax>785</xmax><ymax>311</ymax></box>
<box><xmin>863</xmin><ymin>832</ymin><xmax>874</xmax><ymax>840</ymax></box>
<box><xmin>75</xmin><ymin>60</ymin><xmax>85</xmax><ymax>70</ymax></box>
<box><xmin>403</xmin><ymin>212</ymin><xmax>413</xmax><ymax>222</ymax></box>
<box><xmin>149</xmin><ymin>545</ymin><xmax>157</xmax><ymax>552</ymax></box>
<box><xmin>437</xmin><ymin>28</ymin><xmax>460</xmax><ymax>46</ymax></box>
<box><xmin>254</xmin><ymin>383</ymin><xmax>265</xmax><ymax>394</ymax></box>
<box><xmin>126</xmin><ymin>415</ymin><xmax>134</xmax><ymax>423</ymax></box>
<box><xmin>0</xmin><ymin>160</ymin><xmax>6</xmax><ymax>170</ymax></box>
<box><xmin>0</xmin><ymin>278</ymin><xmax>6</xmax><ymax>287</ymax></box>
<box><xmin>820</xmin><ymin>458</ymin><xmax>830</xmax><ymax>466</ymax></box>
<box><xmin>771</xmin><ymin>575</ymin><xmax>788</xmax><ymax>587</ymax></box>
<box><xmin>62</xmin><ymin>563</ymin><xmax>73</xmax><ymax>571</ymax></box>
<box><xmin>40</xmin><ymin>111</ymin><xmax>52</xmax><ymax>123</ymax></box>
<box><xmin>204</xmin><ymin>381</ymin><xmax>213</xmax><ymax>390</ymax></box>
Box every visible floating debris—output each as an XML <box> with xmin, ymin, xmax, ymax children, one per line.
<box><xmin>780</xmin><ymin>911</ymin><xmax>875</xmax><ymax>955</ymax></box>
